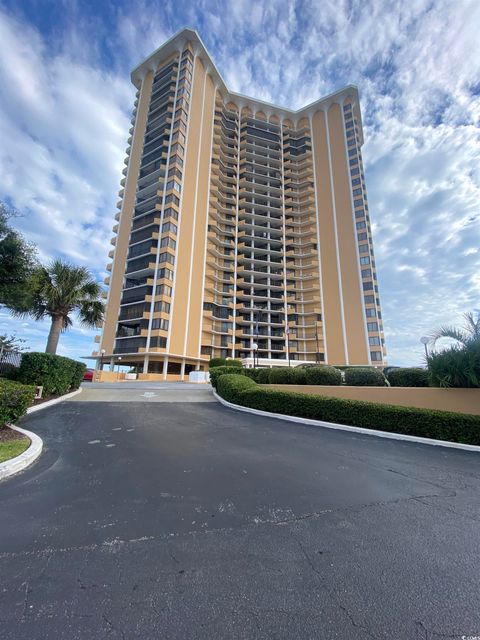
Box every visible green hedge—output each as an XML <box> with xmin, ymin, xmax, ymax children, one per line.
<box><xmin>209</xmin><ymin>358</ymin><xmax>227</xmax><ymax>369</ymax></box>
<box><xmin>209</xmin><ymin>366</ymin><xmax>248</xmax><ymax>389</ymax></box>
<box><xmin>344</xmin><ymin>367</ymin><xmax>387</xmax><ymax>386</ymax></box>
<box><xmin>387</xmin><ymin>367</ymin><xmax>430</xmax><ymax>387</ymax></box>
<box><xmin>16</xmin><ymin>352</ymin><xmax>86</xmax><ymax>396</ymax></box>
<box><xmin>0</xmin><ymin>379</ymin><xmax>36</xmax><ymax>427</ymax></box>
<box><xmin>304</xmin><ymin>366</ymin><xmax>342</xmax><ymax>386</ymax></box>
<box><xmin>216</xmin><ymin>374</ymin><xmax>480</xmax><ymax>445</ymax></box>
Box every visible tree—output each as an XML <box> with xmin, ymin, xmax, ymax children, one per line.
<box><xmin>0</xmin><ymin>334</ymin><xmax>28</xmax><ymax>353</ymax></box>
<box><xmin>14</xmin><ymin>260</ymin><xmax>105</xmax><ymax>355</ymax></box>
<box><xmin>0</xmin><ymin>202</ymin><xmax>38</xmax><ymax>308</ymax></box>
<box><xmin>429</xmin><ymin>311</ymin><xmax>480</xmax><ymax>348</ymax></box>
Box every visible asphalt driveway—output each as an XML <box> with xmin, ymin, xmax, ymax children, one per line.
<box><xmin>1</xmin><ymin>385</ymin><xmax>479</xmax><ymax>639</ymax></box>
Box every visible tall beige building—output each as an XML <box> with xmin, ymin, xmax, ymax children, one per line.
<box><xmin>95</xmin><ymin>28</ymin><xmax>386</xmax><ymax>379</ymax></box>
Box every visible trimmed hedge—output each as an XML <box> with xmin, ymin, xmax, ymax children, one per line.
<box><xmin>16</xmin><ymin>352</ymin><xmax>86</xmax><ymax>396</ymax></box>
<box><xmin>209</xmin><ymin>358</ymin><xmax>227</xmax><ymax>369</ymax></box>
<box><xmin>225</xmin><ymin>359</ymin><xmax>243</xmax><ymax>368</ymax></box>
<box><xmin>344</xmin><ymin>367</ymin><xmax>387</xmax><ymax>387</ymax></box>
<box><xmin>304</xmin><ymin>366</ymin><xmax>342</xmax><ymax>386</ymax></box>
<box><xmin>209</xmin><ymin>366</ymin><xmax>248</xmax><ymax>389</ymax></box>
<box><xmin>256</xmin><ymin>368</ymin><xmax>271</xmax><ymax>384</ymax></box>
<box><xmin>216</xmin><ymin>374</ymin><xmax>480</xmax><ymax>445</ymax></box>
<box><xmin>0</xmin><ymin>379</ymin><xmax>36</xmax><ymax>427</ymax></box>
<box><xmin>387</xmin><ymin>367</ymin><xmax>430</xmax><ymax>387</ymax></box>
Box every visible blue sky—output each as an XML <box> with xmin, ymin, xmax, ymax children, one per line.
<box><xmin>0</xmin><ymin>0</ymin><xmax>479</xmax><ymax>365</ymax></box>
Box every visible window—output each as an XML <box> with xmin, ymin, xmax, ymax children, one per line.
<box><xmin>367</xmin><ymin>322</ymin><xmax>378</xmax><ymax>332</ymax></box>
<box><xmin>166</xmin><ymin>180</ymin><xmax>181</xmax><ymax>193</ymax></box>
<box><xmin>353</xmin><ymin>188</ymin><xmax>362</xmax><ymax>196</ymax></box>
<box><xmin>350</xmin><ymin>166</ymin><xmax>360</xmax><ymax>175</ymax></box>
<box><xmin>152</xmin><ymin>317</ymin><xmax>169</xmax><ymax>330</ymax></box>
<box><xmin>165</xmin><ymin>194</ymin><xmax>180</xmax><ymax>206</ymax></box>
<box><xmin>156</xmin><ymin>283</ymin><xmax>172</xmax><ymax>296</ymax></box>
<box><xmin>345</xmin><ymin>119</ymin><xmax>354</xmax><ymax>129</ymax></box>
<box><xmin>154</xmin><ymin>301</ymin><xmax>171</xmax><ymax>313</ymax></box>
<box><xmin>150</xmin><ymin>336</ymin><xmax>167</xmax><ymax>348</ymax></box>
<box><xmin>352</xmin><ymin>177</ymin><xmax>361</xmax><ymax>186</ymax></box>
<box><xmin>161</xmin><ymin>221</ymin><xmax>177</xmax><ymax>234</ymax></box>
<box><xmin>356</xmin><ymin>221</ymin><xmax>366</xmax><ymax>229</ymax></box>
<box><xmin>361</xmin><ymin>268</ymin><xmax>372</xmax><ymax>278</ymax></box>
<box><xmin>159</xmin><ymin>251</ymin><xmax>175</xmax><ymax>265</ymax></box>
<box><xmin>343</xmin><ymin>103</ymin><xmax>352</xmax><ymax>111</ymax></box>
<box><xmin>370</xmin><ymin>351</ymin><xmax>382</xmax><ymax>361</ymax></box>
<box><xmin>157</xmin><ymin>267</ymin><xmax>174</xmax><ymax>280</ymax></box>
<box><xmin>160</xmin><ymin>236</ymin><xmax>176</xmax><ymax>250</ymax></box>
<box><xmin>360</xmin><ymin>256</ymin><xmax>370</xmax><ymax>265</ymax></box>
<box><xmin>354</xmin><ymin>198</ymin><xmax>363</xmax><ymax>208</ymax></box>
<box><xmin>363</xmin><ymin>281</ymin><xmax>374</xmax><ymax>291</ymax></box>
<box><xmin>355</xmin><ymin>210</ymin><xmax>364</xmax><ymax>218</ymax></box>
<box><xmin>358</xmin><ymin>232</ymin><xmax>368</xmax><ymax>241</ymax></box>
<box><xmin>348</xmin><ymin>148</ymin><xmax>357</xmax><ymax>157</ymax></box>
<box><xmin>369</xmin><ymin>336</ymin><xmax>381</xmax><ymax>346</ymax></box>
<box><xmin>163</xmin><ymin>207</ymin><xmax>178</xmax><ymax>220</ymax></box>
<box><xmin>347</xmin><ymin>128</ymin><xmax>355</xmax><ymax>139</ymax></box>
<box><xmin>349</xmin><ymin>158</ymin><xmax>359</xmax><ymax>167</ymax></box>
<box><xmin>365</xmin><ymin>308</ymin><xmax>376</xmax><ymax>317</ymax></box>
<box><xmin>364</xmin><ymin>295</ymin><xmax>375</xmax><ymax>304</ymax></box>
<box><xmin>359</xmin><ymin>243</ymin><xmax>369</xmax><ymax>253</ymax></box>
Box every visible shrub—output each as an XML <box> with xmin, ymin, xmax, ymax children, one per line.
<box><xmin>216</xmin><ymin>375</ymin><xmax>480</xmax><ymax>445</ymax></box>
<box><xmin>0</xmin><ymin>363</ymin><xmax>19</xmax><ymax>381</ymax></box>
<box><xmin>291</xmin><ymin>367</ymin><xmax>308</xmax><ymax>385</ymax></box>
<box><xmin>304</xmin><ymin>366</ymin><xmax>342</xmax><ymax>386</ymax></box>
<box><xmin>209</xmin><ymin>358</ymin><xmax>227</xmax><ymax>369</ymax></box>
<box><xmin>0</xmin><ymin>379</ymin><xmax>36</xmax><ymax>427</ymax></box>
<box><xmin>387</xmin><ymin>367</ymin><xmax>430</xmax><ymax>387</ymax></box>
<box><xmin>16</xmin><ymin>352</ymin><xmax>85</xmax><ymax>396</ymax></box>
<box><xmin>256</xmin><ymin>368</ymin><xmax>271</xmax><ymax>384</ymax></box>
<box><xmin>225</xmin><ymin>359</ymin><xmax>243</xmax><ymax>368</ymax></box>
<box><xmin>71</xmin><ymin>361</ymin><xmax>87</xmax><ymax>389</ymax></box>
<box><xmin>244</xmin><ymin>368</ymin><xmax>261</xmax><ymax>382</ymax></box>
<box><xmin>344</xmin><ymin>367</ymin><xmax>387</xmax><ymax>387</ymax></box>
<box><xmin>267</xmin><ymin>367</ymin><xmax>296</xmax><ymax>384</ymax></box>
<box><xmin>209</xmin><ymin>366</ymin><xmax>248</xmax><ymax>389</ymax></box>
<box><xmin>427</xmin><ymin>341</ymin><xmax>480</xmax><ymax>388</ymax></box>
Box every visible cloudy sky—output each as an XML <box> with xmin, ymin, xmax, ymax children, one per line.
<box><xmin>0</xmin><ymin>0</ymin><xmax>479</xmax><ymax>365</ymax></box>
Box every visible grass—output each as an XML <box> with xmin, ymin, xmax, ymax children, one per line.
<box><xmin>0</xmin><ymin>438</ymin><xmax>30</xmax><ymax>464</ymax></box>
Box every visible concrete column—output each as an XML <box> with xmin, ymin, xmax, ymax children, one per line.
<box><xmin>162</xmin><ymin>357</ymin><xmax>169</xmax><ymax>380</ymax></box>
<box><xmin>143</xmin><ymin>355</ymin><xmax>149</xmax><ymax>374</ymax></box>
<box><xmin>180</xmin><ymin>360</ymin><xmax>186</xmax><ymax>381</ymax></box>
<box><xmin>109</xmin><ymin>357</ymin><xmax>114</xmax><ymax>371</ymax></box>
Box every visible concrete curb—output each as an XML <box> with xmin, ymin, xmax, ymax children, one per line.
<box><xmin>0</xmin><ymin>424</ymin><xmax>43</xmax><ymax>482</ymax></box>
<box><xmin>213</xmin><ymin>390</ymin><xmax>480</xmax><ymax>453</ymax></box>
<box><xmin>27</xmin><ymin>387</ymin><xmax>82</xmax><ymax>414</ymax></box>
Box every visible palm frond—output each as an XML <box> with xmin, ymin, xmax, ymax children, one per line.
<box><xmin>429</xmin><ymin>325</ymin><xmax>469</xmax><ymax>347</ymax></box>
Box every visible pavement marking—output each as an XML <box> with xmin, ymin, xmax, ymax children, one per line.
<box><xmin>141</xmin><ymin>392</ymin><xmax>157</xmax><ymax>398</ymax></box>
<box><xmin>105</xmin><ymin>444</ymin><xmax>116</xmax><ymax>448</ymax></box>
<box><xmin>126</xmin><ymin>428</ymin><xmax>135</xmax><ymax>432</ymax></box>
<box><xmin>88</xmin><ymin>440</ymin><xmax>101</xmax><ymax>445</ymax></box>
<box><xmin>112</xmin><ymin>428</ymin><xmax>122</xmax><ymax>431</ymax></box>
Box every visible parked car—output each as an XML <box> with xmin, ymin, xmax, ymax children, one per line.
<box><xmin>83</xmin><ymin>368</ymin><xmax>94</xmax><ymax>381</ymax></box>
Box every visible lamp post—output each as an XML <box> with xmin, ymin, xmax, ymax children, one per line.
<box><xmin>252</xmin><ymin>343</ymin><xmax>258</xmax><ymax>368</ymax></box>
<box><xmin>117</xmin><ymin>356</ymin><xmax>122</xmax><ymax>373</ymax></box>
<box><xmin>100</xmin><ymin>348</ymin><xmax>106</xmax><ymax>371</ymax></box>
<box><xmin>420</xmin><ymin>336</ymin><xmax>429</xmax><ymax>359</ymax></box>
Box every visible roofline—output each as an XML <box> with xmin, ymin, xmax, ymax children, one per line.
<box><xmin>130</xmin><ymin>27</ymin><xmax>362</xmax><ymax>124</ymax></box>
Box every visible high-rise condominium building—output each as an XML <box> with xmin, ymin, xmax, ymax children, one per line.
<box><xmin>95</xmin><ymin>28</ymin><xmax>386</xmax><ymax>379</ymax></box>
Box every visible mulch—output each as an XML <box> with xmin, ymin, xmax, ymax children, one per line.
<box><xmin>0</xmin><ymin>426</ymin><xmax>26</xmax><ymax>443</ymax></box>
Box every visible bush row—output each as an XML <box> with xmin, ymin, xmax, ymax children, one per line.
<box><xmin>209</xmin><ymin>358</ymin><xmax>243</xmax><ymax>369</ymax></box>
<box><xmin>216</xmin><ymin>374</ymin><xmax>480</xmax><ymax>445</ymax></box>
<box><xmin>387</xmin><ymin>367</ymin><xmax>430</xmax><ymax>387</ymax></box>
<box><xmin>0</xmin><ymin>379</ymin><xmax>36</xmax><ymax>428</ymax></box>
<box><xmin>15</xmin><ymin>352</ymin><xmax>86</xmax><ymax>396</ymax></box>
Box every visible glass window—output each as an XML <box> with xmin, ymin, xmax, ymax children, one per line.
<box><xmin>363</xmin><ymin>281</ymin><xmax>374</xmax><ymax>291</ymax></box>
<box><xmin>364</xmin><ymin>295</ymin><xmax>375</xmax><ymax>304</ymax></box>
<box><xmin>369</xmin><ymin>336</ymin><xmax>381</xmax><ymax>346</ymax></box>
<box><xmin>356</xmin><ymin>221</ymin><xmax>366</xmax><ymax>229</ymax></box>
<box><xmin>370</xmin><ymin>351</ymin><xmax>382</xmax><ymax>361</ymax></box>
<box><xmin>353</xmin><ymin>188</ymin><xmax>362</xmax><ymax>196</ymax></box>
<box><xmin>359</xmin><ymin>243</ymin><xmax>369</xmax><ymax>253</ymax></box>
<box><xmin>365</xmin><ymin>308</ymin><xmax>376</xmax><ymax>317</ymax></box>
<box><xmin>362</xmin><ymin>268</ymin><xmax>372</xmax><ymax>278</ymax></box>
<box><xmin>360</xmin><ymin>256</ymin><xmax>370</xmax><ymax>265</ymax></box>
<box><xmin>367</xmin><ymin>322</ymin><xmax>378</xmax><ymax>332</ymax></box>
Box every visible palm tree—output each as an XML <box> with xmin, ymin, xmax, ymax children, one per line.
<box><xmin>16</xmin><ymin>260</ymin><xmax>104</xmax><ymax>354</ymax></box>
<box><xmin>430</xmin><ymin>311</ymin><xmax>480</xmax><ymax>348</ymax></box>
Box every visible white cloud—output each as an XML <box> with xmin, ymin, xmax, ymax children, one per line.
<box><xmin>0</xmin><ymin>0</ymin><xmax>479</xmax><ymax>365</ymax></box>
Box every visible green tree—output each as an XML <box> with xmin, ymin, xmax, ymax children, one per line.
<box><xmin>429</xmin><ymin>311</ymin><xmax>480</xmax><ymax>348</ymax></box>
<box><xmin>14</xmin><ymin>260</ymin><xmax>105</xmax><ymax>354</ymax></box>
<box><xmin>0</xmin><ymin>202</ymin><xmax>38</xmax><ymax>308</ymax></box>
<box><xmin>0</xmin><ymin>334</ymin><xmax>28</xmax><ymax>353</ymax></box>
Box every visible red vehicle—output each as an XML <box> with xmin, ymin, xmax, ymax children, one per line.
<box><xmin>83</xmin><ymin>368</ymin><xmax>94</xmax><ymax>382</ymax></box>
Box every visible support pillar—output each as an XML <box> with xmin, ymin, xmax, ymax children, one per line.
<box><xmin>180</xmin><ymin>360</ymin><xmax>186</xmax><ymax>381</ymax></box>
<box><xmin>162</xmin><ymin>357</ymin><xmax>169</xmax><ymax>380</ymax></box>
<box><xmin>143</xmin><ymin>355</ymin><xmax>149</xmax><ymax>374</ymax></box>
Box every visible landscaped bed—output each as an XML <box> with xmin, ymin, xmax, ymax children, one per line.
<box><xmin>0</xmin><ymin>427</ymin><xmax>30</xmax><ymax>463</ymax></box>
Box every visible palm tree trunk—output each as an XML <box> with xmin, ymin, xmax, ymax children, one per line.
<box><xmin>45</xmin><ymin>315</ymin><xmax>63</xmax><ymax>354</ymax></box>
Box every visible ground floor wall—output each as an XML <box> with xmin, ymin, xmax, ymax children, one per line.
<box><xmin>263</xmin><ymin>385</ymin><xmax>480</xmax><ymax>415</ymax></box>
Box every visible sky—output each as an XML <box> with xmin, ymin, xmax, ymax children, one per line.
<box><xmin>0</xmin><ymin>0</ymin><xmax>479</xmax><ymax>366</ymax></box>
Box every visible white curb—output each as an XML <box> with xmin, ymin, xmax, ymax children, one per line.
<box><xmin>213</xmin><ymin>390</ymin><xmax>480</xmax><ymax>453</ymax></box>
<box><xmin>27</xmin><ymin>387</ymin><xmax>82</xmax><ymax>414</ymax></box>
<box><xmin>0</xmin><ymin>425</ymin><xmax>43</xmax><ymax>481</ymax></box>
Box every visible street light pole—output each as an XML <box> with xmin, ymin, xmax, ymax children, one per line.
<box><xmin>420</xmin><ymin>337</ymin><xmax>429</xmax><ymax>359</ymax></box>
<box><xmin>100</xmin><ymin>348</ymin><xmax>106</xmax><ymax>371</ymax></box>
